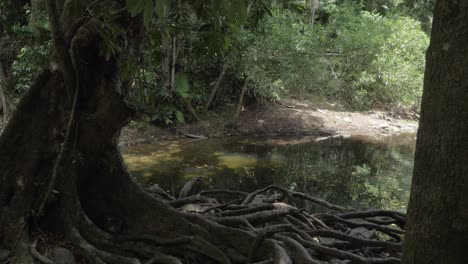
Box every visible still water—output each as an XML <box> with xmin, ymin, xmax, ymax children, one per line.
<box><xmin>123</xmin><ymin>134</ymin><xmax>416</xmax><ymax>212</ymax></box>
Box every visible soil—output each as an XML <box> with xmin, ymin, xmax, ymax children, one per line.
<box><xmin>118</xmin><ymin>98</ymin><xmax>419</xmax><ymax>146</ymax></box>
<box><xmin>0</xmin><ymin>98</ymin><xmax>419</xmax><ymax>146</ymax></box>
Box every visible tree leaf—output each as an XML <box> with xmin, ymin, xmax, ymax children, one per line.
<box><xmin>175</xmin><ymin>111</ymin><xmax>185</xmax><ymax>123</ymax></box>
<box><xmin>143</xmin><ymin>0</ymin><xmax>154</xmax><ymax>27</ymax></box>
<box><xmin>174</xmin><ymin>73</ymin><xmax>190</xmax><ymax>99</ymax></box>
<box><xmin>230</xmin><ymin>0</ymin><xmax>248</xmax><ymax>24</ymax></box>
<box><xmin>156</xmin><ymin>0</ymin><xmax>170</xmax><ymax>18</ymax></box>
<box><xmin>126</xmin><ymin>0</ymin><xmax>147</xmax><ymax>17</ymax></box>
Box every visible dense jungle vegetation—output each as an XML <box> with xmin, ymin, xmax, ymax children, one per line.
<box><xmin>1</xmin><ymin>0</ymin><xmax>433</xmax><ymax>125</ymax></box>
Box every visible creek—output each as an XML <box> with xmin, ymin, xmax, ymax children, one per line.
<box><xmin>123</xmin><ymin>133</ymin><xmax>415</xmax><ymax>212</ymax></box>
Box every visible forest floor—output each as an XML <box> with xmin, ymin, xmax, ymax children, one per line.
<box><xmin>119</xmin><ymin>98</ymin><xmax>419</xmax><ymax>146</ymax></box>
<box><xmin>0</xmin><ymin>98</ymin><xmax>419</xmax><ymax>145</ymax></box>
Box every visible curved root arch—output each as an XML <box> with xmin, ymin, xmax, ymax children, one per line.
<box><xmin>32</xmin><ymin>177</ymin><xmax>405</xmax><ymax>264</ymax></box>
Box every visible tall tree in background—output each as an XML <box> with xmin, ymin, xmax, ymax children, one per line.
<box><xmin>402</xmin><ymin>0</ymin><xmax>468</xmax><ymax>263</ymax></box>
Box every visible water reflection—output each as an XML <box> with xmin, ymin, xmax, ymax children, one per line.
<box><xmin>122</xmin><ymin>134</ymin><xmax>415</xmax><ymax>211</ymax></box>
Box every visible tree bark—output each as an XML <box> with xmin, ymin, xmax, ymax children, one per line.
<box><xmin>205</xmin><ymin>63</ymin><xmax>227</xmax><ymax>110</ymax></box>
<box><xmin>402</xmin><ymin>1</ymin><xmax>468</xmax><ymax>263</ymax></box>
<box><xmin>0</xmin><ymin>64</ymin><xmax>8</xmax><ymax>119</ymax></box>
<box><xmin>235</xmin><ymin>79</ymin><xmax>248</xmax><ymax>119</ymax></box>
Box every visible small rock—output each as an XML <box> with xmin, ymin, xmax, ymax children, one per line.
<box><xmin>179</xmin><ymin>203</ymin><xmax>206</xmax><ymax>214</ymax></box>
<box><xmin>0</xmin><ymin>249</ymin><xmax>10</xmax><ymax>261</ymax></box>
<box><xmin>51</xmin><ymin>247</ymin><xmax>76</xmax><ymax>264</ymax></box>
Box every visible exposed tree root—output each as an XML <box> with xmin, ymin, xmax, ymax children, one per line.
<box><xmin>147</xmin><ymin>182</ymin><xmax>404</xmax><ymax>264</ymax></box>
<box><xmin>30</xmin><ymin>240</ymin><xmax>55</xmax><ymax>264</ymax></box>
<box><xmin>25</xmin><ymin>180</ymin><xmax>405</xmax><ymax>264</ymax></box>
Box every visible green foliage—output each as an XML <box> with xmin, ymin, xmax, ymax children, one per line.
<box><xmin>326</xmin><ymin>5</ymin><xmax>429</xmax><ymax>109</ymax></box>
<box><xmin>125</xmin><ymin>0</ymin><xmax>429</xmax><ymax>122</ymax></box>
<box><xmin>355</xmin><ymin>17</ymin><xmax>428</xmax><ymax>108</ymax></box>
<box><xmin>2</xmin><ymin>0</ymin><xmax>431</xmax><ymax>123</ymax></box>
<box><xmin>0</xmin><ymin>2</ymin><xmax>28</xmax><ymax>36</ymax></box>
<box><xmin>126</xmin><ymin>0</ymin><xmax>271</xmax><ymax>124</ymax></box>
<box><xmin>227</xmin><ymin>10</ymin><xmax>333</xmax><ymax>101</ymax></box>
<box><xmin>127</xmin><ymin>120</ymin><xmax>149</xmax><ymax>131</ymax></box>
<box><xmin>132</xmin><ymin>69</ymin><xmax>194</xmax><ymax>125</ymax></box>
<box><xmin>0</xmin><ymin>0</ymin><xmax>51</xmax><ymax>100</ymax></box>
<box><xmin>174</xmin><ymin>73</ymin><xmax>191</xmax><ymax>99</ymax></box>
<box><xmin>9</xmin><ymin>3</ymin><xmax>51</xmax><ymax>94</ymax></box>
<box><xmin>98</xmin><ymin>22</ymin><xmax>127</xmax><ymax>61</ymax></box>
<box><xmin>11</xmin><ymin>41</ymin><xmax>51</xmax><ymax>93</ymax></box>
<box><xmin>349</xmin><ymin>164</ymin><xmax>400</xmax><ymax>208</ymax></box>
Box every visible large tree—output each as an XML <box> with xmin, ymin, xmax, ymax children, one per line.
<box><xmin>0</xmin><ymin>1</ymin><xmax>305</xmax><ymax>263</ymax></box>
<box><xmin>402</xmin><ymin>0</ymin><xmax>468</xmax><ymax>263</ymax></box>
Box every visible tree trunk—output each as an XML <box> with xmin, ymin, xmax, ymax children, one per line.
<box><xmin>310</xmin><ymin>0</ymin><xmax>318</xmax><ymax>28</ymax></box>
<box><xmin>402</xmin><ymin>1</ymin><xmax>468</xmax><ymax>263</ymax></box>
<box><xmin>0</xmin><ymin>64</ymin><xmax>8</xmax><ymax>119</ymax></box>
<box><xmin>205</xmin><ymin>63</ymin><xmax>227</xmax><ymax>110</ymax></box>
<box><xmin>0</xmin><ymin>13</ymin><xmax>202</xmax><ymax>260</ymax></box>
<box><xmin>235</xmin><ymin>79</ymin><xmax>248</xmax><ymax>119</ymax></box>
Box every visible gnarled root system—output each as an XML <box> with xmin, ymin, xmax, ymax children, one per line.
<box><xmin>24</xmin><ymin>181</ymin><xmax>404</xmax><ymax>264</ymax></box>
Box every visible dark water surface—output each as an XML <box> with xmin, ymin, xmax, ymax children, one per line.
<box><xmin>123</xmin><ymin>134</ymin><xmax>416</xmax><ymax>212</ymax></box>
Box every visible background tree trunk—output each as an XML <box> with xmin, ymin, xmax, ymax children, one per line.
<box><xmin>205</xmin><ymin>63</ymin><xmax>227</xmax><ymax>110</ymax></box>
<box><xmin>235</xmin><ymin>79</ymin><xmax>248</xmax><ymax>119</ymax></box>
<box><xmin>402</xmin><ymin>1</ymin><xmax>468</xmax><ymax>263</ymax></box>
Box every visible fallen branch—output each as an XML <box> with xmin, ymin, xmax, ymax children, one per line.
<box><xmin>177</xmin><ymin>130</ymin><xmax>207</xmax><ymax>140</ymax></box>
